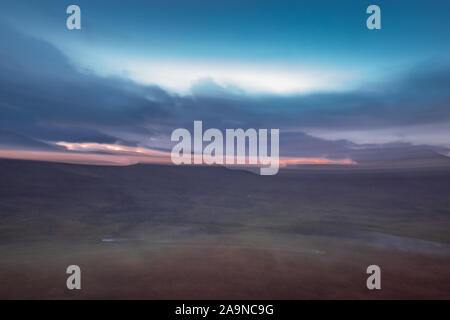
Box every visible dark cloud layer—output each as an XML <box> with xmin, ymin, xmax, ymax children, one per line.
<box><xmin>1</xmin><ymin>24</ymin><xmax>449</xmax><ymax>160</ymax></box>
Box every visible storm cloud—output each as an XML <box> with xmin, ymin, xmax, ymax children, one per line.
<box><xmin>1</xmin><ymin>23</ymin><xmax>449</xmax><ymax>162</ymax></box>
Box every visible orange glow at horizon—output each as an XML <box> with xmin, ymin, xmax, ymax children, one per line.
<box><xmin>55</xmin><ymin>142</ymin><xmax>169</xmax><ymax>157</ymax></box>
<box><xmin>0</xmin><ymin>142</ymin><xmax>357</xmax><ymax>168</ymax></box>
<box><xmin>279</xmin><ymin>157</ymin><xmax>355</xmax><ymax>166</ymax></box>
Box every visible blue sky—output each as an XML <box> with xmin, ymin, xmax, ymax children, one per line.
<box><xmin>0</xmin><ymin>0</ymin><xmax>449</xmax><ymax>163</ymax></box>
<box><xmin>3</xmin><ymin>0</ymin><xmax>449</xmax><ymax>93</ymax></box>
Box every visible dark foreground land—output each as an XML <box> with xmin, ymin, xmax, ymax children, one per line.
<box><xmin>0</xmin><ymin>159</ymin><xmax>449</xmax><ymax>299</ymax></box>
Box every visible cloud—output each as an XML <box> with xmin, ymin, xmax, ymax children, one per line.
<box><xmin>110</xmin><ymin>58</ymin><xmax>355</xmax><ymax>94</ymax></box>
<box><xmin>0</xmin><ymin>23</ymin><xmax>449</xmax><ymax>164</ymax></box>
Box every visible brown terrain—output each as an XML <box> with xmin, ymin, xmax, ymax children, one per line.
<box><xmin>0</xmin><ymin>159</ymin><xmax>449</xmax><ymax>299</ymax></box>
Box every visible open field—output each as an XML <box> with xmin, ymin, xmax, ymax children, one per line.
<box><xmin>0</xmin><ymin>159</ymin><xmax>449</xmax><ymax>299</ymax></box>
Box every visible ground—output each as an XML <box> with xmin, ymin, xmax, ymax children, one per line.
<box><xmin>0</xmin><ymin>159</ymin><xmax>449</xmax><ymax>299</ymax></box>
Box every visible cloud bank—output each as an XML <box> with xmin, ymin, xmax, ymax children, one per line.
<box><xmin>0</xmin><ymin>23</ymin><xmax>449</xmax><ymax>166</ymax></box>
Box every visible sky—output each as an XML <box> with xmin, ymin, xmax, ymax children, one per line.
<box><xmin>0</xmin><ymin>0</ymin><xmax>449</xmax><ymax>166</ymax></box>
